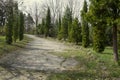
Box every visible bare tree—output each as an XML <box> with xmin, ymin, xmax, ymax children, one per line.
<box><xmin>25</xmin><ymin>2</ymin><xmax>41</xmax><ymax>28</ymax></box>
<box><xmin>34</xmin><ymin>2</ymin><xmax>40</xmax><ymax>28</ymax></box>
<box><xmin>18</xmin><ymin>0</ymin><xmax>83</xmax><ymax>25</ymax></box>
<box><xmin>0</xmin><ymin>0</ymin><xmax>6</xmax><ymax>26</ymax></box>
<box><xmin>67</xmin><ymin>0</ymin><xmax>82</xmax><ymax>18</ymax></box>
<box><xmin>41</xmin><ymin>0</ymin><xmax>64</xmax><ymax>23</ymax></box>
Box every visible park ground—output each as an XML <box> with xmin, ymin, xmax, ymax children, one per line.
<box><xmin>0</xmin><ymin>34</ymin><xmax>120</xmax><ymax>80</ymax></box>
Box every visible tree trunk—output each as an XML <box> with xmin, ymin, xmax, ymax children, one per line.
<box><xmin>113</xmin><ymin>25</ymin><xmax>119</xmax><ymax>62</ymax></box>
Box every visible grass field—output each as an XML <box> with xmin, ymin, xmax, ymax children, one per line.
<box><xmin>0</xmin><ymin>35</ymin><xmax>32</xmax><ymax>57</ymax></box>
<box><xmin>48</xmin><ymin>44</ymin><xmax>120</xmax><ymax>80</ymax></box>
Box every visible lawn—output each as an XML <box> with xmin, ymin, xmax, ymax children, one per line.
<box><xmin>48</xmin><ymin>44</ymin><xmax>120</xmax><ymax>80</ymax></box>
<box><xmin>0</xmin><ymin>35</ymin><xmax>32</xmax><ymax>57</ymax></box>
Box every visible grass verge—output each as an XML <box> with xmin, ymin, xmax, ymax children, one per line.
<box><xmin>48</xmin><ymin>44</ymin><xmax>120</xmax><ymax>80</ymax></box>
<box><xmin>0</xmin><ymin>35</ymin><xmax>33</xmax><ymax>57</ymax></box>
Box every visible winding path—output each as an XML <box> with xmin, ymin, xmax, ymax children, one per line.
<box><xmin>0</xmin><ymin>34</ymin><xmax>78</xmax><ymax>80</ymax></box>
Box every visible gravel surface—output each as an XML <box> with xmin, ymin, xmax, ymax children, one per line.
<box><xmin>0</xmin><ymin>34</ymin><xmax>78</xmax><ymax>80</ymax></box>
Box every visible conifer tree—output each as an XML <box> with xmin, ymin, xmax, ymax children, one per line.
<box><xmin>13</xmin><ymin>2</ymin><xmax>19</xmax><ymax>42</ymax></box>
<box><xmin>81</xmin><ymin>0</ymin><xmax>89</xmax><ymax>47</ymax></box>
<box><xmin>92</xmin><ymin>24</ymin><xmax>106</xmax><ymax>52</ymax></box>
<box><xmin>60</xmin><ymin>17</ymin><xmax>68</xmax><ymax>40</ymax></box>
<box><xmin>69</xmin><ymin>18</ymin><xmax>82</xmax><ymax>44</ymax></box>
<box><xmin>45</xmin><ymin>7</ymin><xmax>51</xmax><ymax>37</ymax></box>
<box><xmin>19</xmin><ymin>12</ymin><xmax>24</xmax><ymax>41</ymax></box>
<box><xmin>87</xmin><ymin>0</ymin><xmax>120</xmax><ymax>61</ymax></box>
<box><xmin>59</xmin><ymin>6</ymin><xmax>72</xmax><ymax>40</ymax></box>
<box><xmin>39</xmin><ymin>18</ymin><xmax>45</xmax><ymax>35</ymax></box>
<box><xmin>57</xmin><ymin>15</ymin><xmax>62</xmax><ymax>40</ymax></box>
<box><xmin>6</xmin><ymin>0</ymin><xmax>14</xmax><ymax>44</ymax></box>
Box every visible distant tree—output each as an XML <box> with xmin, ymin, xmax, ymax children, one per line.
<box><xmin>48</xmin><ymin>19</ymin><xmax>58</xmax><ymax>37</ymax></box>
<box><xmin>0</xmin><ymin>0</ymin><xmax>6</xmax><ymax>27</ymax></box>
<box><xmin>5</xmin><ymin>0</ymin><xmax>14</xmax><ymax>44</ymax></box>
<box><xmin>81</xmin><ymin>0</ymin><xmax>89</xmax><ymax>48</ymax></box>
<box><xmin>45</xmin><ymin>7</ymin><xmax>51</xmax><ymax>37</ymax></box>
<box><xmin>24</xmin><ymin>13</ymin><xmax>34</xmax><ymax>33</ymax></box>
<box><xmin>13</xmin><ymin>2</ymin><xmax>19</xmax><ymax>42</ymax></box>
<box><xmin>69</xmin><ymin>18</ymin><xmax>82</xmax><ymax>44</ymax></box>
<box><xmin>57</xmin><ymin>14</ymin><xmax>62</xmax><ymax>40</ymax></box>
<box><xmin>39</xmin><ymin>18</ymin><xmax>45</xmax><ymax>35</ymax></box>
<box><xmin>59</xmin><ymin>6</ymin><xmax>72</xmax><ymax>40</ymax></box>
<box><xmin>60</xmin><ymin>17</ymin><xmax>68</xmax><ymax>40</ymax></box>
<box><xmin>19</xmin><ymin>12</ymin><xmax>24</xmax><ymax>41</ymax></box>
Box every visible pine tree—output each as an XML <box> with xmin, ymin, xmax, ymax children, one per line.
<box><xmin>19</xmin><ymin>12</ymin><xmax>24</xmax><ymax>41</ymax></box>
<box><xmin>45</xmin><ymin>7</ymin><xmax>51</xmax><ymax>37</ymax></box>
<box><xmin>6</xmin><ymin>0</ymin><xmax>14</xmax><ymax>44</ymax></box>
<box><xmin>81</xmin><ymin>0</ymin><xmax>89</xmax><ymax>48</ymax></box>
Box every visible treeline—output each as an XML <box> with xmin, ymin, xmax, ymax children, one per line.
<box><xmin>0</xmin><ymin>0</ymin><xmax>24</xmax><ymax>44</ymax></box>
<box><xmin>37</xmin><ymin>0</ymin><xmax>120</xmax><ymax>62</ymax></box>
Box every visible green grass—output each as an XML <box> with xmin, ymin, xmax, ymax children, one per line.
<box><xmin>48</xmin><ymin>44</ymin><xmax>120</xmax><ymax>80</ymax></box>
<box><xmin>0</xmin><ymin>35</ymin><xmax>33</xmax><ymax>57</ymax></box>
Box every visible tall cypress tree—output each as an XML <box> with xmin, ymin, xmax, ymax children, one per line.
<box><xmin>69</xmin><ymin>18</ymin><xmax>82</xmax><ymax>44</ymax></box>
<box><xmin>6</xmin><ymin>0</ymin><xmax>14</xmax><ymax>44</ymax></box>
<box><xmin>87</xmin><ymin>0</ymin><xmax>120</xmax><ymax>61</ymax></box>
<box><xmin>86</xmin><ymin>0</ymin><xmax>106</xmax><ymax>53</ymax></box>
<box><xmin>92</xmin><ymin>24</ymin><xmax>106</xmax><ymax>52</ymax></box>
<box><xmin>60</xmin><ymin>17</ymin><xmax>68</xmax><ymax>40</ymax></box>
<box><xmin>59</xmin><ymin>6</ymin><xmax>72</xmax><ymax>40</ymax></box>
<box><xmin>118</xmin><ymin>27</ymin><xmax>120</xmax><ymax>53</ymax></box>
<box><xmin>57</xmin><ymin>15</ymin><xmax>62</xmax><ymax>40</ymax></box>
<box><xmin>81</xmin><ymin>0</ymin><xmax>89</xmax><ymax>48</ymax></box>
<box><xmin>13</xmin><ymin>2</ymin><xmax>19</xmax><ymax>42</ymax></box>
<box><xmin>39</xmin><ymin>18</ymin><xmax>45</xmax><ymax>35</ymax></box>
<box><xmin>19</xmin><ymin>12</ymin><xmax>24</xmax><ymax>41</ymax></box>
<box><xmin>45</xmin><ymin>7</ymin><xmax>51</xmax><ymax>37</ymax></box>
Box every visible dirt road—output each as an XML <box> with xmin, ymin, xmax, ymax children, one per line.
<box><xmin>0</xmin><ymin>35</ymin><xmax>78</xmax><ymax>80</ymax></box>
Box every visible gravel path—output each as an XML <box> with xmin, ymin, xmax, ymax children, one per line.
<box><xmin>0</xmin><ymin>34</ymin><xmax>78</xmax><ymax>80</ymax></box>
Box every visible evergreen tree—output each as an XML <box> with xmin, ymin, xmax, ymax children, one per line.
<box><xmin>13</xmin><ymin>2</ymin><xmax>19</xmax><ymax>42</ymax></box>
<box><xmin>53</xmin><ymin>19</ymin><xmax>59</xmax><ymax>37</ymax></box>
<box><xmin>39</xmin><ymin>18</ymin><xmax>45</xmax><ymax>35</ymax></box>
<box><xmin>59</xmin><ymin>6</ymin><xmax>72</xmax><ymax>40</ymax></box>
<box><xmin>81</xmin><ymin>0</ymin><xmax>89</xmax><ymax>48</ymax></box>
<box><xmin>19</xmin><ymin>12</ymin><xmax>24</xmax><ymax>41</ymax></box>
<box><xmin>69</xmin><ymin>18</ymin><xmax>82</xmax><ymax>44</ymax></box>
<box><xmin>25</xmin><ymin>13</ymin><xmax>34</xmax><ymax>32</ymax></box>
<box><xmin>87</xmin><ymin>0</ymin><xmax>120</xmax><ymax>61</ymax></box>
<box><xmin>118</xmin><ymin>27</ymin><xmax>120</xmax><ymax>53</ymax></box>
<box><xmin>60</xmin><ymin>17</ymin><xmax>68</xmax><ymax>40</ymax></box>
<box><xmin>105</xmin><ymin>27</ymin><xmax>113</xmax><ymax>46</ymax></box>
<box><xmin>57</xmin><ymin>15</ymin><xmax>62</xmax><ymax>40</ymax></box>
<box><xmin>6</xmin><ymin>0</ymin><xmax>14</xmax><ymax>44</ymax></box>
<box><xmin>92</xmin><ymin>24</ymin><xmax>106</xmax><ymax>52</ymax></box>
<box><xmin>45</xmin><ymin>7</ymin><xmax>51</xmax><ymax>37</ymax></box>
